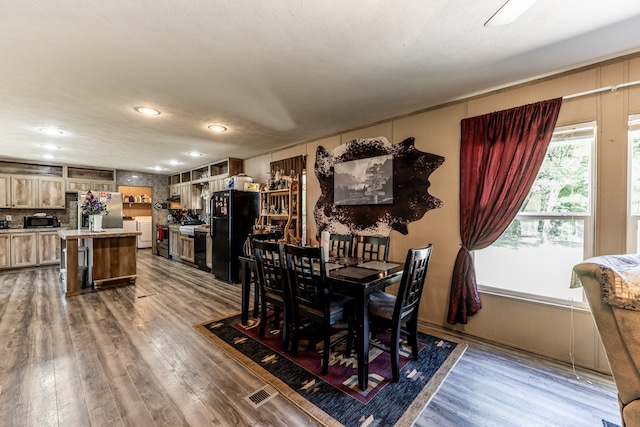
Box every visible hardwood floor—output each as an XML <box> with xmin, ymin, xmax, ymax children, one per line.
<box><xmin>0</xmin><ymin>250</ymin><xmax>621</xmax><ymax>426</ymax></box>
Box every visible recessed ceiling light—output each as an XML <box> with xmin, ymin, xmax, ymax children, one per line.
<box><xmin>38</xmin><ymin>128</ymin><xmax>64</xmax><ymax>136</ymax></box>
<box><xmin>484</xmin><ymin>0</ymin><xmax>537</xmax><ymax>27</ymax></box>
<box><xmin>166</xmin><ymin>160</ymin><xmax>181</xmax><ymax>165</ymax></box>
<box><xmin>150</xmin><ymin>166</ymin><xmax>165</xmax><ymax>171</ymax></box>
<box><xmin>134</xmin><ymin>107</ymin><xmax>161</xmax><ymax>116</ymax></box>
<box><xmin>41</xmin><ymin>154</ymin><xmax>56</xmax><ymax>159</ymax></box>
<box><xmin>208</xmin><ymin>125</ymin><xmax>227</xmax><ymax>132</ymax></box>
<box><xmin>188</xmin><ymin>152</ymin><xmax>203</xmax><ymax>157</ymax></box>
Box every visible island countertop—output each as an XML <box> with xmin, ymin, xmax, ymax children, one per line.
<box><xmin>58</xmin><ymin>228</ymin><xmax>142</xmax><ymax>240</ymax></box>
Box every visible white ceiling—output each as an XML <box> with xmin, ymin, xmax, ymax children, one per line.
<box><xmin>2</xmin><ymin>0</ymin><xmax>640</xmax><ymax>174</ymax></box>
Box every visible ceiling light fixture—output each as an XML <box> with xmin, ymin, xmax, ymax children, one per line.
<box><xmin>150</xmin><ymin>166</ymin><xmax>165</xmax><ymax>171</ymax></box>
<box><xmin>38</xmin><ymin>127</ymin><xmax>64</xmax><ymax>136</ymax></box>
<box><xmin>208</xmin><ymin>125</ymin><xmax>227</xmax><ymax>132</ymax></box>
<box><xmin>134</xmin><ymin>107</ymin><xmax>161</xmax><ymax>116</ymax></box>
<box><xmin>188</xmin><ymin>152</ymin><xmax>203</xmax><ymax>157</ymax></box>
<box><xmin>484</xmin><ymin>0</ymin><xmax>537</xmax><ymax>27</ymax></box>
<box><xmin>166</xmin><ymin>160</ymin><xmax>181</xmax><ymax>165</ymax></box>
<box><xmin>41</xmin><ymin>154</ymin><xmax>56</xmax><ymax>159</ymax></box>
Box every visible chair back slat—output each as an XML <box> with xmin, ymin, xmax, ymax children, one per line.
<box><xmin>329</xmin><ymin>234</ymin><xmax>355</xmax><ymax>258</ymax></box>
<box><xmin>284</xmin><ymin>244</ymin><xmax>326</xmax><ymax>306</ymax></box>
<box><xmin>355</xmin><ymin>235</ymin><xmax>390</xmax><ymax>261</ymax></box>
<box><xmin>395</xmin><ymin>245</ymin><xmax>433</xmax><ymax>320</ymax></box>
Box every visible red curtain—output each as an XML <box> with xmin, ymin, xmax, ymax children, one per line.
<box><xmin>447</xmin><ymin>98</ymin><xmax>563</xmax><ymax>325</ymax></box>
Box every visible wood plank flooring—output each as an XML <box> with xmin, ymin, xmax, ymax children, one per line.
<box><xmin>0</xmin><ymin>250</ymin><xmax>622</xmax><ymax>426</ymax></box>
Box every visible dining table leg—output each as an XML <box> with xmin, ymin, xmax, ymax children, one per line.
<box><xmin>355</xmin><ymin>294</ymin><xmax>370</xmax><ymax>391</ymax></box>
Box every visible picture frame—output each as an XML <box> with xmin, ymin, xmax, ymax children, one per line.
<box><xmin>334</xmin><ymin>154</ymin><xmax>393</xmax><ymax>206</ymax></box>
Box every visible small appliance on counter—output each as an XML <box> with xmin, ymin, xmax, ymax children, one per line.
<box><xmin>24</xmin><ymin>214</ymin><xmax>61</xmax><ymax>228</ymax></box>
<box><xmin>0</xmin><ymin>220</ymin><xmax>9</xmax><ymax>229</ymax></box>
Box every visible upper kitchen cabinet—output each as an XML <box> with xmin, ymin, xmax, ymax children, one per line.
<box><xmin>66</xmin><ymin>166</ymin><xmax>116</xmax><ymax>192</ymax></box>
<box><xmin>0</xmin><ymin>174</ymin><xmax>10</xmax><ymax>208</ymax></box>
<box><xmin>11</xmin><ymin>176</ymin><xmax>38</xmax><ymax>208</ymax></box>
<box><xmin>1</xmin><ymin>160</ymin><xmax>65</xmax><ymax>208</ymax></box>
<box><xmin>10</xmin><ymin>176</ymin><xmax>65</xmax><ymax>209</ymax></box>
<box><xmin>39</xmin><ymin>177</ymin><xmax>66</xmax><ymax>209</ymax></box>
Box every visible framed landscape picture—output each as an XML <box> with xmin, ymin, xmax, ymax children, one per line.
<box><xmin>334</xmin><ymin>154</ymin><xmax>393</xmax><ymax>205</ymax></box>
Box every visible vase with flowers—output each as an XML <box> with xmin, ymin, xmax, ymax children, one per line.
<box><xmin>81</xmin><ymin>191</ymin><xmax>108</xmax><ymax>232</ymax></box>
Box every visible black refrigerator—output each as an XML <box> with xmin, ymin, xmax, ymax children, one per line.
<box><xmin>210</xmin><ymin>190</ymin><xmax>260</xmax><ymax>283</ymax></box>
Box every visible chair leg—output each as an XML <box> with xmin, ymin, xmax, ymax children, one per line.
<box><xmin>281</xmin><ymin>312</ymin><xmax>289</xmax><ymax>353</ymax></box>
<box><xmin>322</xmin><ymin>320</ymin><xmax>331</xmax><ymax>375</ymax></box>
<box><xmin>252</xmin><ymin>279</ymin><xmax>260</xmax><ymax>318</ymax></box>
<box><xmin>391</xmin><ymin>322</ymin><xmax>402</xmax><ymax>382</ymax></box>
<box><xmin>290</xmin><ymin>313</ymin><xmax>300</xmax><ymax>357</ymax></box>
<box><xmin>259</xmin><ymin>298</ymin><xmax>268</xmax><ymax>339</ymax></box>
<box><xmin>407</xmin><ymin>318</ymin><xmax>419</xmax><ymax>360</ymax></box>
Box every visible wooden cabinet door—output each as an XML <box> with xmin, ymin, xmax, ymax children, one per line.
<box><xmin>66</xmin><ymin>179</ymin><xmax>91</xmax><ymax>193</ymax></box>
<box><xmin>11</xmin><ymin>176</ymin><xmax>38</xmax><ymax>208</ymax></box>
<box><xmin>169</xmin><ymin>229</ymin><xmax>180</xmax><ymax>257</ymax></box>
<box><xmin>11</xmin><ymin>233</ymin><xmax>37</xmax><ymax>267</ymax></box>
<box><xmin>179</xmin><ymin>235</ymin><xmax>194</xmax><ymax>263</ymax></box>
<box><xmin>180</xmin><ymin>184</ymin><xmax>192</xmax><ymax>210</ymax></box>
<box><xmin>0</xmin><ymin>235</ymin><xmax>10</xmax><ymax>269</ymax></box>
<box><xmin>38</xmin><ymin>232</ymin><xmax>61</xmax><ymax>265</ymax></box>
<box><xmin>39</xmin><ymin>178</ymin><xmax>66</xmax><ymax>209</ymax></box>
<box><xmin>0</xmin><ymin>174</ymin><xmax>10</xmax><ymax>208</ymax></box>
<box><xmin>92</xmin><ymin>181</ymin><xmax>115</xmax><ymax>192</ymax></box>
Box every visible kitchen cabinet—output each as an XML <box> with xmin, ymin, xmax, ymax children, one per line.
<box><xmin>179</xmin><ymin>183</ymin><xmax>192</xmax><ymax>210</ymax></box>
<box><xmin>38</xmin><ymin>232</ymin><xmax>61</xmax><ymax>265</ymax></box>
<box><xmin>0</xmin><ymin>174</ymin><xmax>10</xmax><ymax>208</ymax></box>
<box><xmin>67</xmin><ymin>179</ymin><xmax>116</xmax><ymax>193</ymax></box>
<box><xmin>11</xmin><ymin>232</ymin><xmax>37</xmax><ymax>268</ymax></box>
<box><xmin>39</xmin><ymin>177</ymin><xmax>66</xmax><ymax>209</ymax></box>
<box><xmin>66</xmin><ymin>166</ymin><xmax>115</xmax><ymax>193</ymax></box>
<box><xmin>169</xmin><ymin>228</ymin><xmax>180</xmax><ymax>257</ymax></box>
<box><xmin>10</xmin><ymin>176</ymin><xmax>65</xmax><ymax>209</ymax></box>
<box><xmin>11</xmin><ymin>175</ymin><xmax>38</xmax><ymax>208</ymax></box>
<box><xmin>0</xmin><ymin>234</ymin><xmax>10</xmax><ymax>269</ymax></box>
<box><xmin>179</xmin><ymin>234</ymin><xmax>194</xmax><ymax>263</ymax></box>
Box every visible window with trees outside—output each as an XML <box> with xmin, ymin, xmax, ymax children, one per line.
<box><xmin>627</xmin><ymin>114</ymin><xmax>640</xmax><ymax>252</ymax></box>
<box><xmin>475</xmin><ymin>123</ymin><xmax>595</xmax><ymax>304</ymax></box>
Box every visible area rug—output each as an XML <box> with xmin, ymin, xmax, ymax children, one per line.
<box><xmin>194</xmin><ymin>313</ymin><xmax>466</xmax><ymax>427</ymax></box>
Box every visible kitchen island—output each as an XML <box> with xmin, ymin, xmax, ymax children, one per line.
<box><xmin>58</xmin><ymin>228</ymin><xmax>142</xmax><ymax>297</ymax></box>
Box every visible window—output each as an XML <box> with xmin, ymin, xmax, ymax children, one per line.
<box><xmin>627</xmin><ymin>115</ymin><xmax>640</xmax><ymax>252</ymax></box>
<box><xmin>475</xmin><ymin>123</ymin><xmax>595</xmax><ymax>303</ymax></box>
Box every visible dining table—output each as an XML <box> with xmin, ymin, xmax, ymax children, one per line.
<box><xmin>238</xmin><ymin>254</ymin><xmax>404</xmax><ymax>391</ymax></box>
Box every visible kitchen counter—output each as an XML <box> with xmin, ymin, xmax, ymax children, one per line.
<box><xmin>57</xmin><ymin>229</ymin><xmax>141</xmax><ymax>240</ymax></box>
<box><xmin>59</xmin><ymin>228</ymin><xmax>142</xmax><ymax>296</ymax></box>
<box><xmin>0</xmin><ymin>227</ymin><xmax>68</xmax><ymax>234</ymax></box>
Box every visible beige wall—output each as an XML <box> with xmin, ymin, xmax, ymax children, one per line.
<box><xmin>245</xmin><ymin>53</ymin><xmax>640</xmax><ymax>372</ymax></box>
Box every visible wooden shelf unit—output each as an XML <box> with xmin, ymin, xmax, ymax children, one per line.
<box><xmin>256</xmin><ymin>178</ymin><xmax>301</xmax><ymax>243</ymax></box>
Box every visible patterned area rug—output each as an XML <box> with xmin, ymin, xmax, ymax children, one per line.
<box><xmin>194</xmin><ymin>313</ymin><xmax>466</xmax><ymax>427</ymax></box>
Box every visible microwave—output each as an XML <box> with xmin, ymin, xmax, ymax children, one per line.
<box><xmin>24</xmin><ymin>215</ymin><xmax>60</xmax><ymax>228</ymax></box>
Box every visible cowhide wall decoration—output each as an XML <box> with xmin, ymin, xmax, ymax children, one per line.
<box><xmin>314</xmin><ymin>136</ymin><xmax>444</xmax><ymax>239</ymax></box>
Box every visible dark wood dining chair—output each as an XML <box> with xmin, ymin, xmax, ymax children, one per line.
<box><xmin>249</xmin><ymin>231</ymin><xmax>284</xmax><ymax>317</ymax></box>
<box><xmin>354</xmin><ymin>235</ymin><xmax>390</xmax><ymax>261</ymax></box>
<box><xmin>368</xmin><ymin>244</ymin><xmax>433</xmax><ymax>382</ymax></box>
<box><xmin>329</xmin><ymin>233</ymin><xmax>355</xmax><ymax>258</ymax></box>
<box><xmin>283</xmin><ymin>243</ymin><xmax>354</xmax><ymax>374</ymax></box>
<box><xmin>253</xmin><ymin>240</ymin><xmax>291</xmax><ymax>352</ymax></box>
